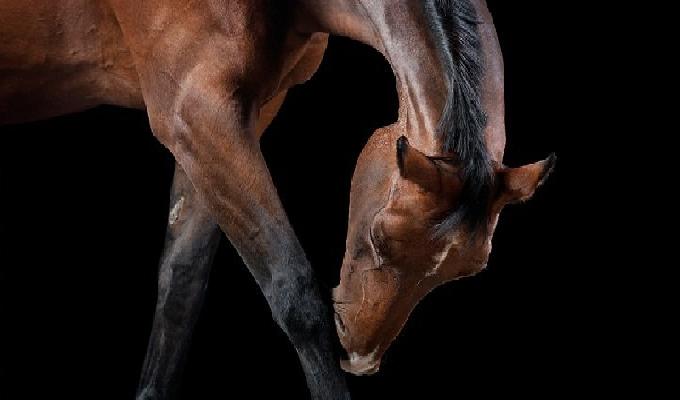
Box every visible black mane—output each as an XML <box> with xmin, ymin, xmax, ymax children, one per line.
<box><xmin>424</xmin><ymin>0</ymin><xmax>492</xmax><ymax>236</ymax></box>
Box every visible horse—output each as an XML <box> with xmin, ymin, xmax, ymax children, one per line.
<box><xmin>0</xmin><ymin>0</ymin><xmax>554</xmax><ymax>399</ymax></box>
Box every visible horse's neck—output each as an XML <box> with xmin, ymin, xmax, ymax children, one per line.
<box><xmin>298</xmin><ymin>0</ymin><xmax>505</xmax><ymax>163</ymax></box>
<box><xmin>474</xmin><ymin>0</ymin><xmax>506</xmax><ymax>163</ymax></box>
<box><xmin>296</xmin><ymin>0</ymin><xmax>449</xmax><ymax>155</ymax></box>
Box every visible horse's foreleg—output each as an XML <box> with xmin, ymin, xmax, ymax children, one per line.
<box><xmin>136</xmin><ymin>165</ymin><xmax>220</xmax><ymax>400</ymax></box>
<box><xmin>136</xmin><ymin>91</ymin><xmax>289</xmax><ymax>400</ymax></box>
<box><xmin>146</xmin><ymin>72</ymin><xmax>349</xmax><ymax>399</ymax></box>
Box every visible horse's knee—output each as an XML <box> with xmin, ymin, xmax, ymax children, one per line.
<box><xmin>267</xmin><ymin>272</ymin><xmax>330</xmax><ymax>347</ymax></box>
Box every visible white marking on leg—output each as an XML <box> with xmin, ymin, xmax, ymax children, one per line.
<box><xmin>168</xmin><ymin>196</ymin><xmax>185</xmax><ymax>225</ymax></box>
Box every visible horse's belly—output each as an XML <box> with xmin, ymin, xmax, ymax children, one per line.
<box><xmin>0</xmin><ymin>0</ymin><xmax>144</xmax><ymax>124</ymax></box>
<box><xmin>0</xmin><ymin>66</ymin><xmax>143</xmax><ymax>125</ymax></box>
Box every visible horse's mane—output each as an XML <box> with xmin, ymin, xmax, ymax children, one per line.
<box><xmin>424</xmin><ymin>0</ymin><xmax>492</xmax><ymax>237</ymax></box>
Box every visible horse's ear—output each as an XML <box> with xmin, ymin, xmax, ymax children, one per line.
<box><xmin>396</xmin><ymin>136</ymin><xmax>440</xmax><ymax>192</ymax></box>
<box><xmin>495</xmin><ymin>154</ymin><xmax>556</xmax><ymax>204</ymax></box>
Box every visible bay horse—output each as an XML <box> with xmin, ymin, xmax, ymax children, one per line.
<box><xmin>0</xmin><ymin>0</ymin><xmax>554</xmax><ymax>399</ymax></box>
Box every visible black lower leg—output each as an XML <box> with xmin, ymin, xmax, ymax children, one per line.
<box><xmin>137</xmin><ymin>166</ymin><xmax>221</xmax><ymax>400</ymax></box>
<box><xmin>262</xmin><ymin>264</ymin><xmax>350</xmax><ymax>400</ymax></box>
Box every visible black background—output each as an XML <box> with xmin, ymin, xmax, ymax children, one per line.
<box><xmin>0</xmin><ymin>2</ymin><xmax>602</xmax><ymax>399</ymax></box>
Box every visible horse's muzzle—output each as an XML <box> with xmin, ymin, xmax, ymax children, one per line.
<box><xmin>340</xmin><ymin>352</ymin><xmax>381</xmax><ymax>376</ymax></box>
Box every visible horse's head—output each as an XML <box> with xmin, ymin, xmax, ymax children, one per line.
<box><xmin>333</xmin><ymin>126</ymin><xmax>555</xmax><ymax>375</ymax></box>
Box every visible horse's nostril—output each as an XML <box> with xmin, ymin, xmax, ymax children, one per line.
<box><xmin>334</xmin><ymin>312</ymin><xmax>347</xmax><ymax>337</ymax></box>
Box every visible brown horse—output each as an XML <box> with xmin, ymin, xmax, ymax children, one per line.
<box><xmin>0</xmin><ymin>0</ymin><xmax>554</xmax><ymax>399</ymax></box>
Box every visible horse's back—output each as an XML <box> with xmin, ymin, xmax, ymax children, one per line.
<box><xmin>0</xmin><ymin>0</ymin><xmax>143</xmax><ymax>124</ymax></box>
